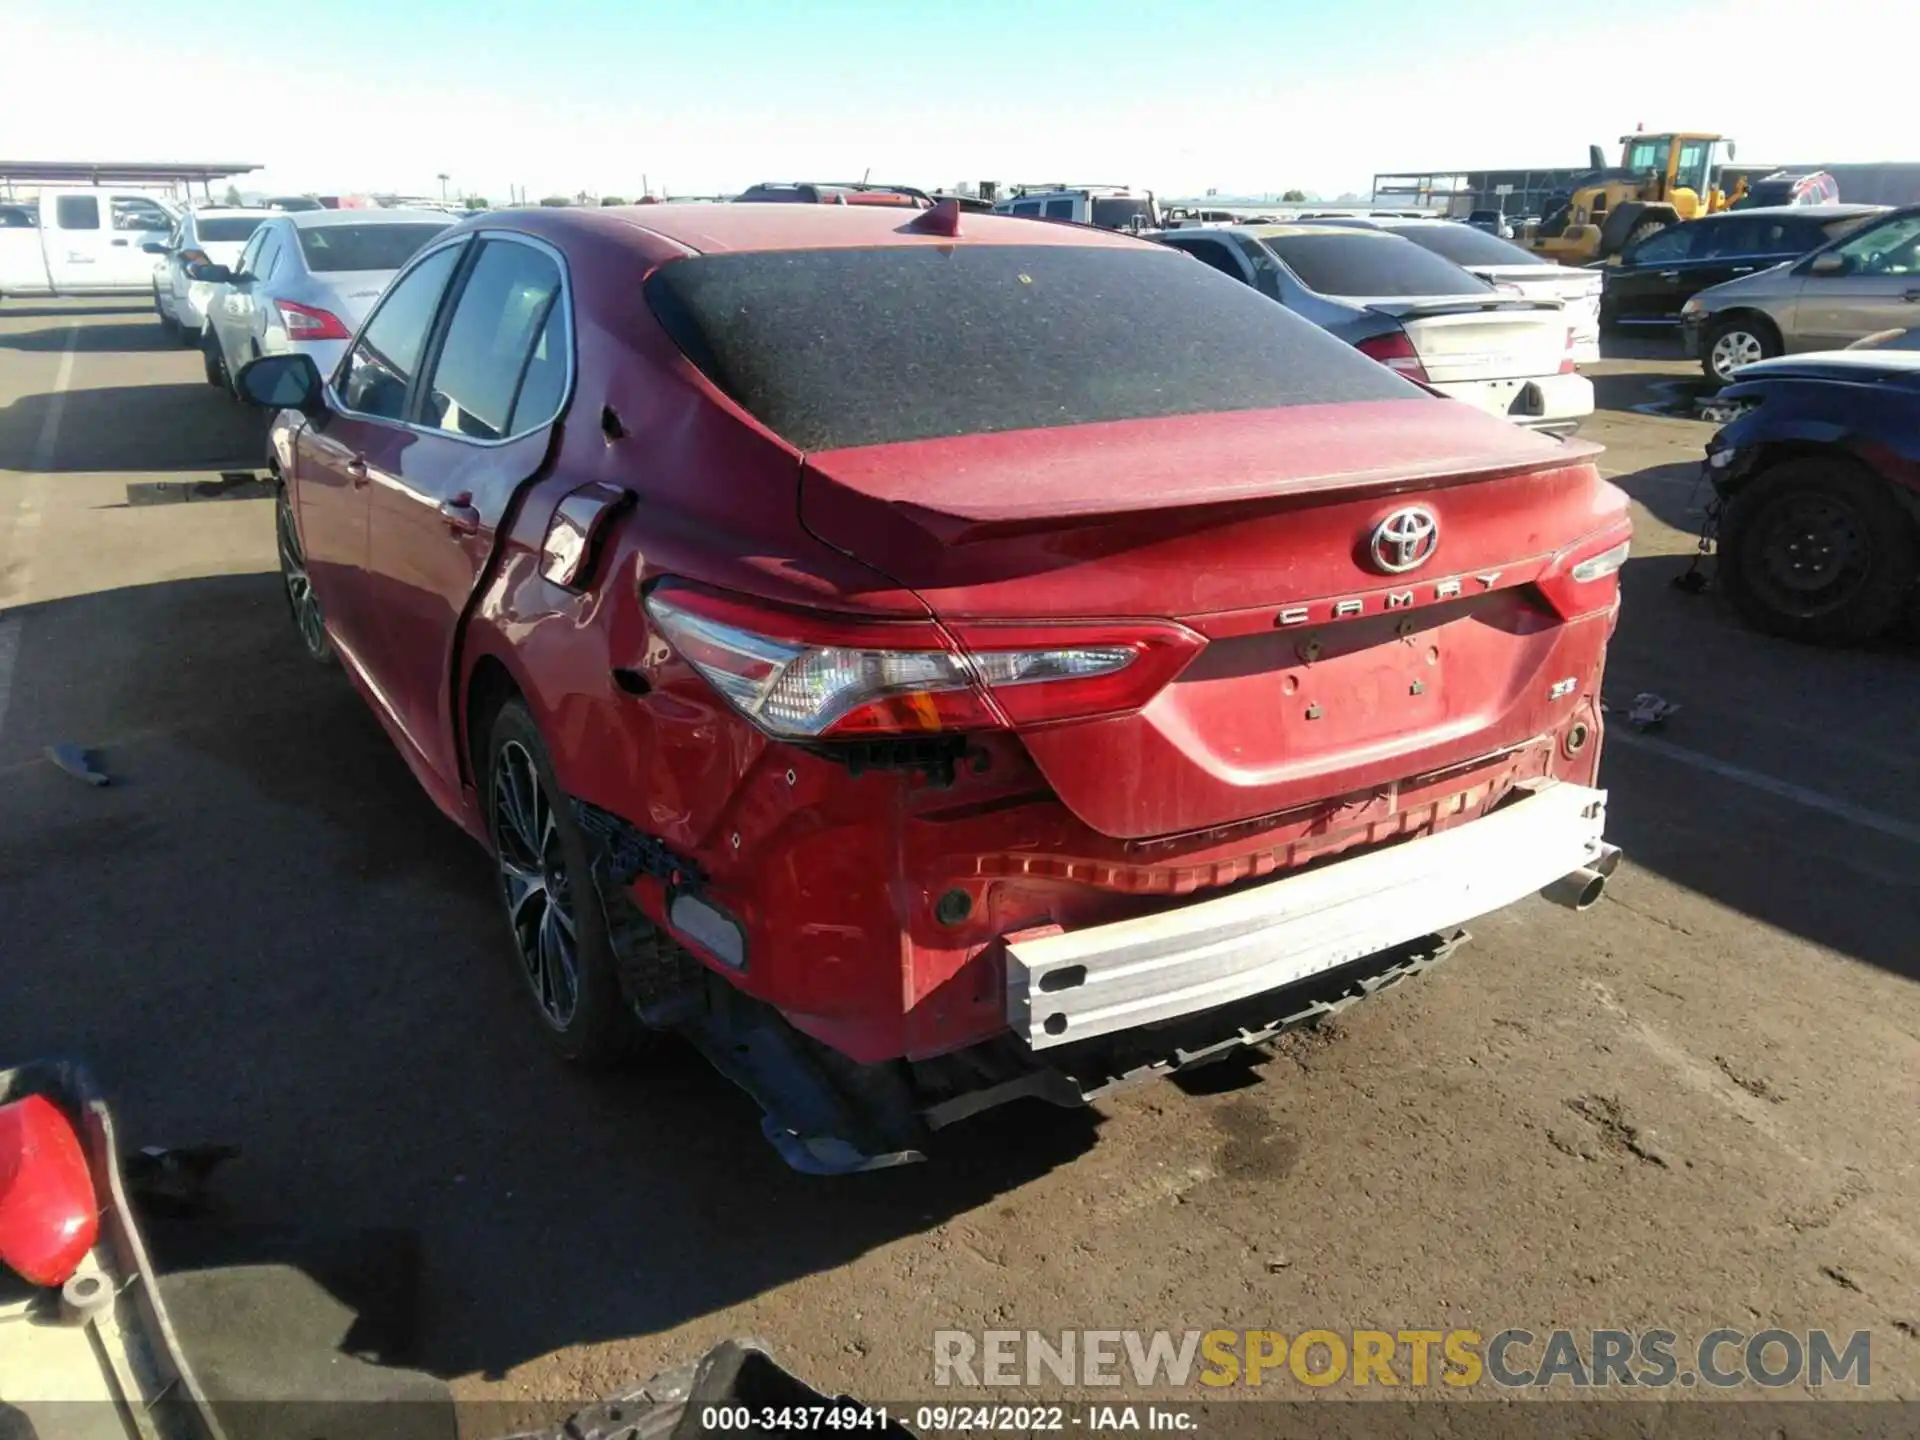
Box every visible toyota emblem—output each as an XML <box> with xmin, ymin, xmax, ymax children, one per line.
<box><xmin>1369</xmin><ymin>506</ymin><xmax>1439</xmax><ymax>573</ymax></box>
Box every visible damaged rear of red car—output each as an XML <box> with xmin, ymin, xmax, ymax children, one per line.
<box><xmin>263</xmin><ymin>204</ymin><xmax>1628</xmax><ymax>1173</ymax></box>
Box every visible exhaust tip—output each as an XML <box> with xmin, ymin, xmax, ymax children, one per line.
<box><xmin>1542</xmin><ymin>865</ymin><xmax>1608</xmax><ymax>912</ymax></box>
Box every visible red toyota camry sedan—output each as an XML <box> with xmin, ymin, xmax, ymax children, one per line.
<box><xmin>239</xmin><ymin>202</ymin><xmax>1629</xmax><ymax>1173</ymax></box>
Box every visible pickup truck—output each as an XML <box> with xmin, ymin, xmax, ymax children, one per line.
<box><xmin>0</xmin><ymin>188</ymin><xmax>178</xmax><ymax>301</ymax></box>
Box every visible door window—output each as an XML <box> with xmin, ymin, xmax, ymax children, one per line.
<box><xmin>338</xmin><ymin>243</ymin><xmax>465</xmax><ymax>420</ymax></box>
<box><xmin>1043</xmin><ymin>198</ymin><xmax>1076</xmax><ymax>220</ymax></box>
<box><xmin>1827</xmin><ymin>215</ymin><xmax>1920</xmax><ymax>277</ymax></box>
<box><xmin>112</xmin><ymin>197</ymin><xmax>173</xmax><ymax>232</ymax></box>
<box><xmin>1693</xmin><ymin>218</ymin><xmax>1762</xmax><ymax>258</ymax></box>
<box><xmin>252</xmin><ymin>231</ymin><xmax>283</xmax><ymax>281</ymax></box>
<box><xmin>55</xmin><ymin>195</ymin><xmax>100</xmax><ymax>230</ymax></box>
<box><xmin>1011</xmin><ymin>201</ymin><xmax>1042</xmax><ymax>216</ymax></box>
<box><xmin>1674</xmin><ymin>140</ymin><xmax>1713</xmax><ymax>196</ymax></box>
<box><xmin>417</xmin><ymin>240</ymin><xmax>566</xmax><ymax>441</ymax></box>
<box><xmin>1623</xmin><ymin>225</ymin><xmax>1694</xmax><ymax>265</ymax></box>
<box><xmin>234</xmin><ymin>231</ymin><xmax>267</xmax><ymax>276</ymax></box>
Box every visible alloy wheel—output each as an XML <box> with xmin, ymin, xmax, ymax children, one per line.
<box><xmin>275</xmin><ymin>494</ymin><xmax>330</xmax><ymax>660</ymax></box>
<box><xmin>1710</xmin><ymin>329</ymin><xmax>1765</xmax><ymax>381</ymax></box>
<box><xmin>492</xmin><ymin>740</ymin><xmax>581</xmax><ymax>1030</ymax></box>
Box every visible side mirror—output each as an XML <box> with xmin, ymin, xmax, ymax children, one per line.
<box><xmin>236</xmin><ymin>353</ymin><xmax>325</xmax><ymax>416</ymax></box>
<box><xmin>186</xmin><ymin>261</ymin><xmax>233</xmax><ymax>284</ymax></box>
<box><xmin>1809</xmin><ymin>253</ymin><xmax>1847</xmax><ymax>276</ymax></box>
<box><xmin>141</xmin><ymin>241</ymin><xmax>168</xmax><ymax>255</ymax></box>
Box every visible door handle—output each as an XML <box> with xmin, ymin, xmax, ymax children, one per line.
<box><xmin>1657</xmin><ymin>270</ymin><xmax>1680</xmax><ymax>280</ymax></box>
<box><xmin>1731</xmin><ymin>266</ymin><xmax>1754</xmax><ymax>274</ymax></box>
<box><xmin>344</xmin><ymin>457</ymin><xmax>368</xmax><ymax>487</ymax></box>
<box><xmin>111</xmin><ymin>238</ymin><xmax>130</xmax><ymax>247</ymax></box>
<box><xmin>439</xmin><ymin>494</ymin><xmax>480</xmax><ymax>535</ymax></box>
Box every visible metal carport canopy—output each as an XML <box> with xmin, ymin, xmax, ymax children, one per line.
<box><xmin>0</xmin><ymin>160</ymin><xmax>260</xmax><ymax>185</ymax></box>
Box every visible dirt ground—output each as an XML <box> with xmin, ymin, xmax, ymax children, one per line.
<box><xmin>1</xmin><ymin>300</ymin><xmax>1915</xmax><ymax>1428</ymax></box>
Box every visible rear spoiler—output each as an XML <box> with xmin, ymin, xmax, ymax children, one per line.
<box><xmin>1365</xmin><ymin>297</ymin><xmax>1563</xmax><ymax>321</ymax></box>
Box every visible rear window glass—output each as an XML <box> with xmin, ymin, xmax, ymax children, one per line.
<box><xmin>297</xmin><ymin>222</ymin><xmax>450</xmax><ymax>272</ymax></box>
<box><xmin>1264</xmin><ymin>233</ymin><xmax>1494</xmax><ymax>298</ymax></box>
<box><xmin>643</xmin><ymin>244</ymin><xmax>1417</xmax><ymax>451</ymax></box>
<box><xmin>198</xmin><ymin>217</ymin><xmax>267</xmax><ymax>242</ymax></box>
<box><xmin>1389</xmin><ymin>224</ymin><xmax>1547</xmax><ymax>269</ymax></box>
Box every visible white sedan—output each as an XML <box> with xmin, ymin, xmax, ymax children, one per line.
<box><xmin>195</xmin><ymin>209</ymin><xmax>453</xmax><ymax>393</ymax></box>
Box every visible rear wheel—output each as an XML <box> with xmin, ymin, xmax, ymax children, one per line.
<box><xmin>485</xmin><ymin>699</ymin><xmax>640</xmax><ymax>1067</ymax></box>
<box><xmin>1624</xmin><ymin>218</ymin><xmax>1667</xmax><ymax>249</ymax></box>
<box><xmin>153</xmin><ymin>289</ymin><xmax>175</xmax><ymax>336</ymax></box>
<box><xmin>1703</xmin><ymin>313</ymin><xmax>1779</xmax><ymax>383</ymax></box>
<box><xmin>1719</xmin><ymin>457</ymin><xmax>1918</xmax><ymax>645</ymax></box>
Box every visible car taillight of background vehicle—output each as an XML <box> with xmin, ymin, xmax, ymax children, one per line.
<box><xmin>1559</xmin><ymin>327</ymin><xmax>1577</xmax><ymax>374</ymax></box>
<box><xmin>275</xmin><ymin>299</ymin><xmax>351</xmax><ymax>341</ymax></box>
<box><xmin>643</xmin><ymin>587</ymin><xmax>1205</xmax><ymax>738</ymax></box>
<box><xmin>1355</xmin><ymin>331</ymin><xmax>1430</xmax><ymax>383</ymax></box>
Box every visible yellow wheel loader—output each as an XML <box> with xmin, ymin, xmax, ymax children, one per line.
<box><xmin>1522</xmin><ymin>132</ymin><xmax>1743</xmax><ymax>264</ymax></box>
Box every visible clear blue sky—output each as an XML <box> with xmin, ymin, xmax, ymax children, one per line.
<box><xmin>10</xmin><ymin>0</ymin><xmax>1897</xmax><ymax>200</ymax></box>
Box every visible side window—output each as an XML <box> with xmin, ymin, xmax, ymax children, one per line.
<box><xmin>1694</xmin><ymin>218</ymin><xmax>1759</xmax><ymax>258</ymax></box>
<box><xmin>1830</xmin><ymin>215</ymin><xmax>1920</xmax><ymax>276</ymax></box>
<box><xmin>234</xmin><ymin>231</ymin><xmax>266</xmax><ymax>275</ymax></box>
<box><xmin>418</xmin><ymin>240</ymin><xmax>565</xmax><ymax>441</ymax></box>
<box><xmin>56</xmin><ymin>195</ymin><xmax>100</xmax><ymax>230</ymax></box>
<box><xmin>509</xmin><ymin>303</ymin><xmax>570</xmax><ymax>433</ymax></box>
<box><xmin>1043</xmin><ymin>198</ymin><xmax>1076</xmax><ymax>220</ymax></box>
<box><xmin>113</xmin><ymin>197</ymin><xmax>173</xmax><ymax>232</ymax></box>
<box><xmin>339</xmin><ymin>243</ymin><xmax>465</xmax><ymax>420</ymax></box>
<box><xmin>1625</xmin><ymin>225</ymin><xmax>1693</xmax><ymax>264</ymax></box>
<box><xmin>252</xmin><ymin>231</ymin><xmax>282</xmax><ymax>280</ymax></box>
<box><xmin>1011</xmin><ymin>201</ymin><xmax>1042</xmax><ymax>216</ymax></box>
<box><xmin>1168</xmin><ymin>237</ymin><xmax>1248</xmax><ymax>283</ymax></box>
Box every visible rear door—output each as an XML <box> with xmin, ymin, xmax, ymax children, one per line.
<box><xmin>43</xmin><ymin>194</ymin><xmax>111</xmax><ymax>288</ymax></box>
<box><xmin>296</xmin><ymin>239</ymin><xmax>469</xmax><ymax>680</ymax></box>
<box><xmin>358</xmin><ymin>234</ymin><xmax>571</xmax><ymax>790</ymax></box>
<box><xmin>1792</xmin><ymin>212</ymin><xmax>1920</xmax><ymax>348</ymax></box>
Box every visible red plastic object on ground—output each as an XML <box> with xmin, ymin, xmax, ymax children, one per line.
<box><xmin>0</xmin><ymin>1093</ymin><xmax>99</xmax><ymax>1285</ymax></box>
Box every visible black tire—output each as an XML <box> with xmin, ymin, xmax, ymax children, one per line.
<box><xmin>484</xmin><ymin>699</ymin><xmax>641</xmax><ymax>1067</ymax></box>
<box><xmin>201</xmin><ymin>329</ymin><xmax>228</xmax><ymax>389</ymax></box>
<box><xmin>1719</xmin><ymin>457</ymin><xmax>1918</xmax><ymax>645</ymax></box>
<box><xmin>275</xmin><ymin>485</ymin><xmax>335</xmax><ymax>665</ymax></box>
<box><xmin>1701</xmin><ymin>312</ymin><xmax>1780</xmax><ymax>384</ymax></box>
<box><xmin>153</xmin><ymin>290</ymin><xmax>176</xmax><ymax>336</ymax></box>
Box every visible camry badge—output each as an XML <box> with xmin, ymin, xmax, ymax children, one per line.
<box><xmin>1370</xmin><ymin>506</ymin><xmax>1439</xmax><ymax>574</ymax></box>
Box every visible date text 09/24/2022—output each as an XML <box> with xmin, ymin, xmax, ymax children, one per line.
<box><xmin>697</xmin><ymin>1404</ymin><xmax>1197</xmax><ymax>1432</ymax></box>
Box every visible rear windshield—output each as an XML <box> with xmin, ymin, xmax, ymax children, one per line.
<box><xmin>198</xmin><ymin>217</ymin><xmax>268</xmax><ymax>242</ymax></box>
<box><xmin>1091</xmin><ymin>197</ymin><xmax>1154</xmax><ymax>229</ymax></box>
<box><xmin>643</xmin><ymin>244</ymin><xmax>1417</xmax><ymax>451</ymax></box>
<box><xmin>1390</xmin><ymin>224</ymin><xmax>1546</xmax><ymax>269</ymax></box>
<box><xmin>297</xmin><ymin>223</ymin><xmax>449</xmax><ymax>272</ymax></box>
<box><xmin>1265</xmin><ymin>233</ymin><xmax>1495</xmax><ymax>298</ymax></box>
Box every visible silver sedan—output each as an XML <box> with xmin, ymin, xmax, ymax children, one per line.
<box><xmin>197</xmin><ymin>209</ymin><xmax>453</xmax><ymax>393</ymax></box>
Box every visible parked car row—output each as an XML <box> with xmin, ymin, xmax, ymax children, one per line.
<box><xmin>1147</xmin><ymin>220</ymin><xmax>1595</xmax><ymax>433</ymax></box>
<box><xmin>228</xmin><ymin>203</ymin><xmax>1628</xmax><ymax>1170</ymax></box>
<box><xmin>146</xmin><ymin>207</ymin><xmax>454</xmax><ymax>394</ymax></box>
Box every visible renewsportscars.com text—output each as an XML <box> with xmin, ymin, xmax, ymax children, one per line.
<box><xmin>932</xmin><ymin>1328</ymin><xmax>1873</xmax><ymax>1390</ymax></box>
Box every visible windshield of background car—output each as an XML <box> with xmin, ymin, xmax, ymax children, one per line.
<box><xmin>1392</xmin><ymin>225</ymin><xmax>1547</xmax><ymax>268</ymax></box>
<box><xmin>1262</xmin><ymin>233</ymin><xmax>1495</xmax><ymax>297</ymax></box>
<box><xmin>643</xmin><ymin>244</ymin><xmax>1418</xmax><ymax>451</ymax></box>
<box><xmin>198</xmin><ymin>217</ymin><xmax>268</xmax><ymax>243</ymax></box>
<box><xmin>298</xmin><ymin>223</ymin><xmax>451</xmax><ymax>273</ymax></box>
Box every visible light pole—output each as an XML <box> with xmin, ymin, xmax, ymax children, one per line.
<box><xmin>437</xmin><ymin>173</ymin><xmax>450</xmax><ymax>202</ymax></box>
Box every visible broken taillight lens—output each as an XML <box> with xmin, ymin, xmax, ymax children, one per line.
<box><xmin>643</xmin><ymin>586</ymin><xmax>1202</xmax><ymax>738</ymax></box>
<box><xmin>0</xmin><ymin>1094</ymin><xmax>98</xmax><ymax>1288</ymax></box>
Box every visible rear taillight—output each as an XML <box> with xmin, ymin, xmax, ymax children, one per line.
<box><xmin>643</xmin><ymin>586</ymin><xmax>1203</xmax><ymax>738</ymax></box>
<box><xmin>1355</xmin><ymin>331</ymin><xmax>1430</xmax><ymax>384</ymax></box>
<box><xmin>275</xmin><ymin>299</ymin><xmax>351</xmax><ymax>341</ymax></box>
<box><xmin>1559</xmin><ymin>326</ymin><xmax>1578</xmax><ymax>374</ymax></box>
<box><xmin>1536</xmin><ymin>526</ymin><xmax>1632</xmax><ymax>619</ymax></box>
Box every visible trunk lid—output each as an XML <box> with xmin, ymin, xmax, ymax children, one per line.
<box><xmin>1363</xmin><ymin>297</ymin><xmax>1569</xmax><ymax>382</ymax></box>
<box><xmin>800</xmin><ymin>399</ymin><xmax>1623</xmax><ymax>839</ymax></box>
<box><xmin>306</xmin><ymin>269</ymin><xmax>403</xmax><ymax>329</ymax></box>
